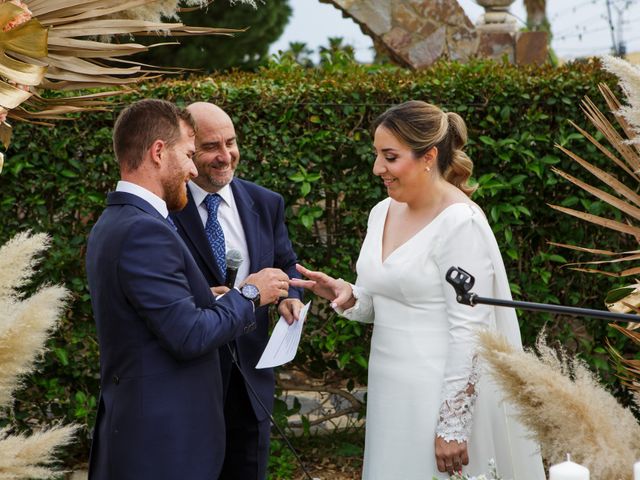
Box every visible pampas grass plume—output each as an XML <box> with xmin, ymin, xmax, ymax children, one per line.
<box><xmin>0</xmin><ymin>231</ymin><xmax>49</xmax><ymax>301</ymax></box>
<box><xmin>0</xmin><ymin>424</ymin><xmax>78</xmax><ymax>479</ymax></box>
<box><xmin>478</xmin><ymin>330</ymin><xmax>640</xmax><ymax>480</ymax></box>
<box><xmin>0</xmin><ymin>285</ymin><xmax>69</xmax><ymax>407</ymax></box>
<box><xmin>0</xmin><ymin>232</ymin><xmax>76</xmax><ymax>479</ymax></box>
<box><xmin>601</xmin><ymin>55</ymin><xmax>640</xmax><ymax>144</ymax></box>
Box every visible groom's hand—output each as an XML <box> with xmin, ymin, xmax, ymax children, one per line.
<box><xmin>435</xmin><ymin>436</ymin><xmax>469</xmax><ymax>475</ymax></box>
<box><xmin>244</xmin><ymin>268</ymin><xmax>290</xmax><ymax>306</ymax></box>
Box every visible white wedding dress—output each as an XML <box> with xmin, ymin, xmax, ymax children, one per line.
<box><xmin>340</xmin><ymin>199</ymin><xmax>545</xmax><ymax>480</ymax></box>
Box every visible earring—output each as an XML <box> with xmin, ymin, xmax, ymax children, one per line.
<box><xmin>426</xmin><ymin>166</ymin><xmax>431</xmax><ymax>172</ymax></box>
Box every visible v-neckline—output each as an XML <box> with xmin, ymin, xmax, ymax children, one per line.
<box><xmin>379</xmin><ymin>200</ymin><xmax>471</xmax><ymax>264</ymax></box>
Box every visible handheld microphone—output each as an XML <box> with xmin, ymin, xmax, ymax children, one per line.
<box><xmin>225</xmin><ymin>249</ymin><xmax>243</xmax><ymax>288</ymax></box>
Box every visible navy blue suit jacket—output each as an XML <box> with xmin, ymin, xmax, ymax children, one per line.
<box><xmin>171</xmin><ymin>178</ymin><xmax>301</xmax><ymax>420</ymax></box>
<box><xmin>86</xmin><ymin>192</ymin><xmax>256</xmax><ymax>480</ymax></box>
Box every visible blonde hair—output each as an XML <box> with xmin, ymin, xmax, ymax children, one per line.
<box><xmin>372</xmin><ymin>100</ymin><xmax>477</xmax><ymax>196</ymax></box>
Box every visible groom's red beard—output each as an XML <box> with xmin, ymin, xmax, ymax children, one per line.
<box><xmin>164</xmin><ymin>175</ymin><xmax>188</xmax><ymax>212</ymax></box>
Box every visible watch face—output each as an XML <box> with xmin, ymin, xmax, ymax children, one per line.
<box><xmin>241</xmin><ymin>284</ymin><xmax>259</xmax><ymax>300</ymax></box>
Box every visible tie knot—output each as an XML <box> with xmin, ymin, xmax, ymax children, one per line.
<box><xmin>204</xmin><ymin>193</ymin><xmax>222</xmax><ymax>216</ymax></box>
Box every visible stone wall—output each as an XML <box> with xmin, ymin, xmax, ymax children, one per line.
<box><xmin>321</xmin><ymin>0</ymin><xmax>478</xmax><ymax>69</ymax></box>
<box><xmin>320</xmin><ymin>0</ymin><xmax>547</xmax><ymax>68</ymax></box>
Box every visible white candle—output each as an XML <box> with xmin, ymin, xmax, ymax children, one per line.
<box><xmin>634</xmin><ymin>461</ymin><xmax>640</xmax><ymax>480</ymax></box>
<box><xmin>549</xmin><ymin>455</ymin><xmax>589</xmax><ymax>480</ymax></box>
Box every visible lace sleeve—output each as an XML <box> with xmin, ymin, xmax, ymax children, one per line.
<box><xmin>333</xmin><ymin>283</ymin><xmax>374</xmax><ymax>324</ymax></box>
<box><xmin>435</xmin><ymin>356</ymin><xmax>479</xmax><ymax>442</ymax></box>
<box><xmin>433</xmin><ymin>206</ymin><xmax>496</xmax><ymax>444</ymax></box>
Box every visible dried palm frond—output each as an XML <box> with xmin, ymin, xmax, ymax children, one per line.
<box><xmin>607</xmin><ymin>323</ymin><xmax>640</xmax><ymax>395</ymax></box>
<box><xmin>478</xmin><ymin>330</ymin><xmax>640</xmax><ymax>480</ymax></box>
<box><xmin>23</xmin><ymin>1</ymin><xmax>243</xmax><ymax>107</ymax></box>
<box><xmin>0</xmin><ymin>231</ymin><xmax>76</xmax><ymax>478</ymax></box>
<box><xmin>0</xmin><ymin>0</ymin><xmax>256</xmax><ymax>151</ymax></box>
<box><xmin>549</xmin><ymin>56</ymin><xmax>640</xmax><ymax>394</ymax></box>
<box><xmin>549</xmin><ymin>57</ymin><xmax>640</xmax><ymax>278</ymax></box>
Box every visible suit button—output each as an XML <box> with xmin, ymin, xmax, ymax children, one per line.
<box><xmin>113</xmin><ymin>375</ymin><xmax>120</xmax><ymax>385</ymax></box>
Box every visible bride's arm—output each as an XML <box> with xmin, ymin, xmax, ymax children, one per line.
<box><xmin>433</xmin><ymin>211</ymin><xmax>495</xmax><ymax>445</ymax></box>
<box><xmin>334</xmin><ymin>280</ymin><xmax>374</xmax><ymax>324</ymax></box>
<box><xmin>290</xmin><ymin>266</ymin><xmax>375</xmax><ymax>323</ymax></box>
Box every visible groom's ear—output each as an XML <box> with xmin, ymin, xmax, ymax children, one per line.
<box><xmin>149</xmin><ymin>139</ymin><xmax>166</xmax><ymax>168</ymax></box>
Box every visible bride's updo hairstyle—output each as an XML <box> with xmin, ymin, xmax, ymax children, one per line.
<box><xmin>372</xmin><ymin>100</ymin><xmax>477</xmax><ymax>197</ymax></box>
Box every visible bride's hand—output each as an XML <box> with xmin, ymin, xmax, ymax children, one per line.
<box><xmin>435</xmin><ymin>436</ymin><xmax>469</xmax><ymax>475</ymax></box>
<box><xmin>289</xmin><ymin>264</ymin><xmax>355</xmax><ymax>310</ymax></box>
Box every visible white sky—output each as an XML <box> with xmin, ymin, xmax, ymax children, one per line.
<box><xmin>269</xmin><ymin>0</ymin><xmax>640</xmax><ymax>63</ymax></box>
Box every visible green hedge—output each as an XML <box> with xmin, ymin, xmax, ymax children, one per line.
<box><xmin>0</xmin><ymin>59</ymin><xmax>635</xmax><ymax>465</ymax></box>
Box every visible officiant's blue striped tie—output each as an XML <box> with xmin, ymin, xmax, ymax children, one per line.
<box><xmin>203</xmin><ymin>193</ymin><xmax>226</xmax><ymax>274</ymax></box>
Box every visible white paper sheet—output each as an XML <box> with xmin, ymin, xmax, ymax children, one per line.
<box><xmin>255</xmin><ymin>301</ymin><xmax>311</xmax><ymax>369</ymax></box>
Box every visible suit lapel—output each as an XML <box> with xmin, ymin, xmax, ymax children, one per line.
<box><xmin>172</xmin><ymin>188</ymin><xmax>225</xmax><ymax>284</ymax></box>
<box><xmin>231</xmin><ymin>180</ymin><xmax>260</xmax><ymax>274</ymax></box>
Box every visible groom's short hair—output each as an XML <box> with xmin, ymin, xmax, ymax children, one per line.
<box><xmin>113</xmin><ymin>99</ymin><xmax>196</xmax><ymax>172</ymax></box>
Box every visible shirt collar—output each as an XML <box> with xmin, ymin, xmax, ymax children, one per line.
<box><xmin>188</xmin><ymin>180</ymin><xmax>233</xmax><ymax>207</ymax></box>
<box><xmin>116</xmin><ymin>180</ymin><xmax>168</xmax><ymax>218</ymax></box>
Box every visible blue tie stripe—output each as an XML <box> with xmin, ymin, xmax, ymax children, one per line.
<box><xmin>203</xmin><ymin>194</ymin><xmax>226</xmax><ymax>274</ymax></box>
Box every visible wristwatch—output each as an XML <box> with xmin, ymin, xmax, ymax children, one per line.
<box><xmin>240</xmin><ymin>283</ymin><xmax>261</xmax><ymax>308</ymax></box>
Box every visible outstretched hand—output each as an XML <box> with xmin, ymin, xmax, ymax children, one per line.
<box><xmin>289</xmin><ymin>264</ymin><xmax>356</xmax><ymax>310</ymax></box>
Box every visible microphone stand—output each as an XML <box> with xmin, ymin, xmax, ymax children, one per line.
<box><xmin>445</xmin><ymin>266</ymin><xmax>640</xmax><ymax>323</ymax></box>
<box><xmin>227</xmin><ymin>344</ymin><xmax>314</xmax><ymax>480</ymax></box>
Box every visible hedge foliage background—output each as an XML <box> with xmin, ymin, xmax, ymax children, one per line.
<box><xmin>0</xmin><ymin>58</ymin><xmax>637</xmax><ymax>466</ymax></box>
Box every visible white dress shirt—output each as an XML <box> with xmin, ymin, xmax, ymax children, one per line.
<box><xmin>116</xmin><ymin>181</ymin><xmax>169</xmax><ymax>218</ymax></box>
<box><xmin>188</xmin><ymin>181</ymin><xmax>250</xmax><ymax>286</ymax></box>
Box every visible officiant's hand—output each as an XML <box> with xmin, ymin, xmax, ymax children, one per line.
<box><xmin>289</xmin><ymin>264</ymin><xmax>356</xmax><ymax>310</ymax></box>
<box><xmin>435</xmin><ymin>436</ymin><xmax>469</xmax><ymax>475</ymax></box>
<box><xmin>278</xmin><ymin>298</ymin><xmax>304</xmax><ymax>325</ymax></box>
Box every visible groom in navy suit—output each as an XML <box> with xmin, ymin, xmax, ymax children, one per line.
<box><xmin>85</xmin><ymin>99</ymin><xmax>292</xmax><ymax>480</ymax></box>
<box><xmin>171</xmin><ymin>102</ymin><xmax>304</xmax><ymax>480</ymax></box>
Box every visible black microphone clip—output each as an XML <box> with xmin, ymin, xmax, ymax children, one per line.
<box><xmin>445</xmin><ymin>266</ymin><xmax>477</xmax><ymax>306</ymax></box>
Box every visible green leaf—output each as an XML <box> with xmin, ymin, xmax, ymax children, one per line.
<box><xmin>54</xmin><ymin>348</ymin><xmax>69</xmax><ymax>366</ymax></box>
<box><xmin>605</xmin><ymin>287</ymin><xmax>636</xmax><ymax>304</ymax></box>
<box><xmin>479</xmin><ymin>135</ymin><xmax>496</xmax><ymax>146</ymax></box>
<box><xmin>60</xmin><ymin>169</ymin><xmax>78</xmax><ymax>178</ymax></box>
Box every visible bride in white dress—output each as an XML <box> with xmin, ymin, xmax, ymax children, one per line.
<box><xmin>291</xmin><ymin>101</ymin><xmax>545</xmax><ymax>480</ymax></box>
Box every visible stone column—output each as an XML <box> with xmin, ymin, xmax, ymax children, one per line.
<box><xmin>475</xmin><ymin>0</ymin><xmax>547</xmax><ymax>65</ymax></box>
<box><xmin>476</xmin><ymin>0</ymin><xmax>518</xmax><ymax>33</ymax></box>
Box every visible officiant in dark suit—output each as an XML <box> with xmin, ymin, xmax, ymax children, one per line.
<box><xmin>170</xmin><ymin>102</ymin><xmax>304</xmax><ymax>480</ymax></box>
<box><xmin>86</xmin><ymin>99</ymin><xmax>291</xmax><ymax>480</ymax></box>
